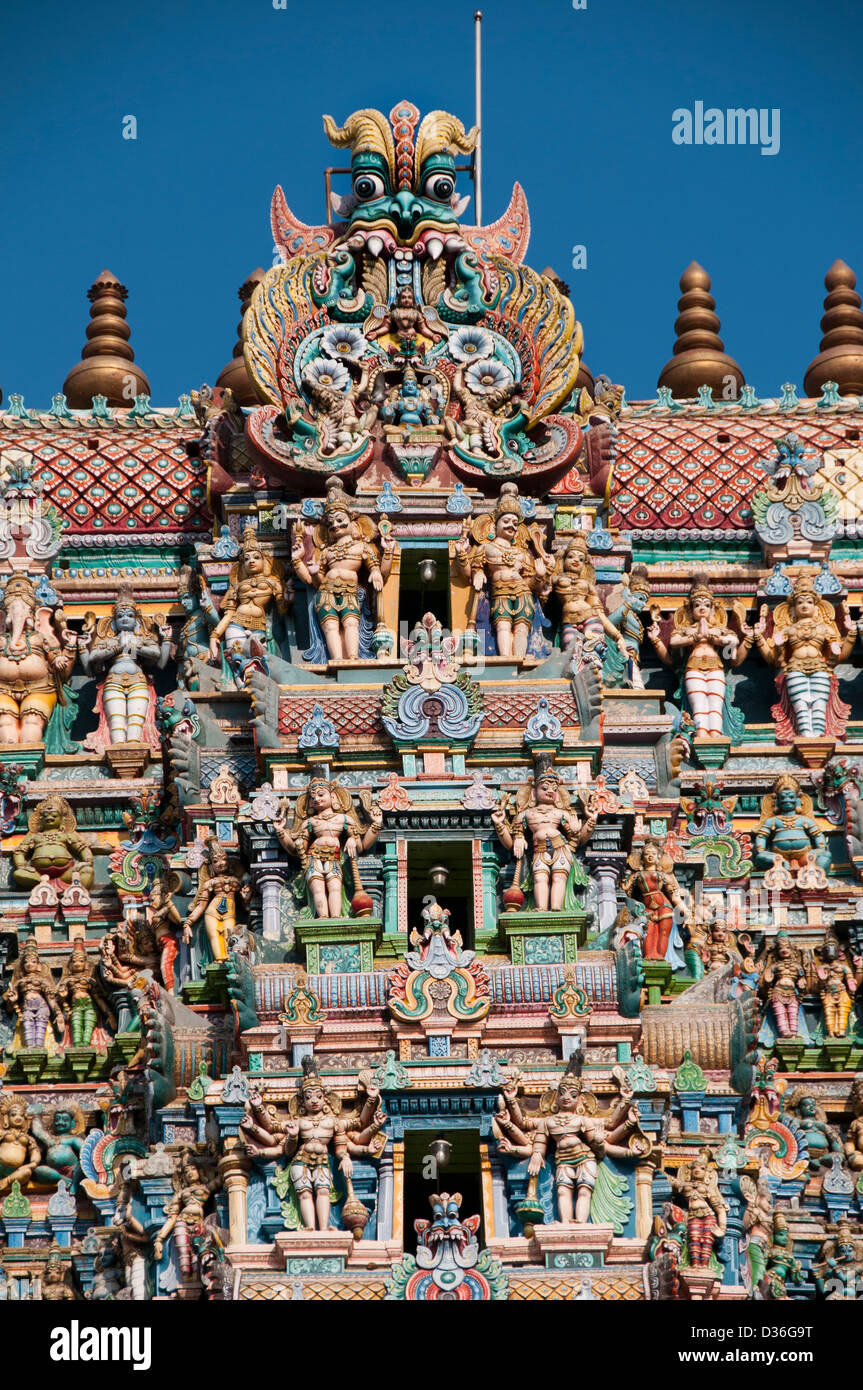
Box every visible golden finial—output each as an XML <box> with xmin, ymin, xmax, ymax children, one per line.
<box><xmin>215</xmin><ymin>267</ymin><xmax>266</xmax><ymax>405</ymax></box>
<box><xmin>62</xmin><ymin>269</ymin><xmax>151</xmax><ymax>409</ymax></box>
<box><xmin>803</xmin><ymin>259</ymin><xmax>863</xmax><ymax>398</ymax></box>
<box><xmin>657</xmin><ymin>261</ymin><xmax>744</xmax><ymax>400</ymax></box>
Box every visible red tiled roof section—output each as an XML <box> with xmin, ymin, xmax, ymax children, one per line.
<box><xmin>609</xmin><ymin>413</ymin><xmax>863</xmax><ymax>530</ymax></box>
<box><xmin>4</xmin><ymin>428</ymin><xmax>210</xmax><ymax>534</ymax></box>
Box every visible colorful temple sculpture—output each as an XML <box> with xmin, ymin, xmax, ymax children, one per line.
<box><xmin>5</xmin><ymin>101</ymin><xmax>863</xmax><ymax>1304</ymax></box>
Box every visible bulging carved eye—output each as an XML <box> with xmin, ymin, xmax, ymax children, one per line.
<box><xmin>353</xmin><ymin>173</ymin><xmax>385</xmax><ymax>201</ymax></box>
<box><xmin>423</xmin><ymin>173</ymin><xmax>455</xmax><ymax>202</ymax></box>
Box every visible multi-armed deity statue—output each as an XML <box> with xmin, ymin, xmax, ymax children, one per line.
<box><xmin>291</xmin><ymin>481</ymin><xmax>396</xmax><ymax>661</ymax></box>
<box><xmin>649</xmin><ymin>577</ymin><xmax>750</xmax><ymax>741</ymax></box>
<box><xmin>12</xmin><ymin>795</ymin><xmax>96</xmax><ymax>891</ymax></box>
<box><xmin>79</xmin><ymin>586</ymin><xmax>172</xmax><ymax>747</ymax></box>
<box><xmin>209</xmin><ymin>525</ymin><xmax>287</xmax><ymax>683</ymax></box>
<box><xmin>493</xmin><ymin>758</ymin><xmax>595</xmax><ymax>912</ymax></box>
<box><xmin>754</xmin><ymin>575</ymin><xmax>856</xmax><ymax>740</ymax></box>
<box><xmin>274</xmin><ymin>771</ymin><xmax>382</xmax><ymax>918</ymax></box>
<box><xmin>455</xmin><ymin>484</ymin><xmax>553</xmax><ymax>659</ymax></box>
<box><xmin>0</xmin><ymin>574</ymin><xmax>77</xmax><ymax>745</ymax></box>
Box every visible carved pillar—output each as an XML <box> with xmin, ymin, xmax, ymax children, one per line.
<box><xmin>377</xmin><ymin>1148</ymin><xmax>394</xmax><ymax>1242</ymax></box>
<box><xmin>219</xmin><ymin>1143</ymin><xmax>252</xmax><ymax>1247</ymax></box>
<box><xmin>479</xmin><ymin>1142</ymin><xmax>496</xmax><ymax>1240</ymax></box>
<box><xmin>488</xmin><ymin>1147</ymin><xmax>511</xmax><ymax>1238</ymax></box>
<box><xmin>255</xmin><ymin>870</ymin><xmax>287</xmax><ymax>942</ymax></box>
<box><xmin>585</xmin><ymin>852</ymin><xmax>626</xmax><ymax>934</ymax></box>
<box><xmin>634</xmin><ymin>1162</ymin><xmax>655</xmax><ymax>1240</ymax></box>
<box><xmin>391</xmin><ymin>1141</ymin><xmax>405</xmax><ymax>1249</ymax></box>
<box><xmin>479</xmin><ymin>840</ymin><xmax>500</xmax><ymax>938</ymax></box>
<box><xmin>381</xmin><ymin>841</ymin><xmax>400</xmax><ymax>936</ymax></box>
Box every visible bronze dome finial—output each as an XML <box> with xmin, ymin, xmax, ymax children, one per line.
<box><xmin>62</xmin><ymin>268</ymin><xmax>150</xmax><ymax>409</ymax></box>
<box><xmin>657</xmin><ymin>260</ymin><xmax>744</xmax><ymax>400</ymax></box>
<box><xmin>803</xmin><ymin>258</ymin><xmax>863</xmax><ymax>398</ymax></box>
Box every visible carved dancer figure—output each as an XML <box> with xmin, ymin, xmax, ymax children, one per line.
<box><xmin>209</xmin><ymin>526</ymin><xmax>287</xmax><ymax>681</ymax></box>
<box><xmin>622</xmin><ymin>839</ymin><xmax>689</xmax><ymax>962</ymax></box>
<box><xmin>753</xmin><ymin>576</ymin><xmax>856</xmax><ymax>738</ymax></box>
<box><xmin>666</xmin><ymin>1151</ymin><xmax>727</xmax><ymax>1267</ymax></box>
<box><xmin>0</xmin><ymin>574</ymin><xmax>76</xmax><ymax>744</ymax></box>
<box><xmin>147</xmin><ymin>872</ymin><xmax>187</xmax><ymax>992</ymax></box>
<box><xmin>455</xmin><ymin>484</ymin><xmax>552</xmax><ymax>660</ymax></box>
<box><xmin>12</xmin><ymin>795</ymin><xmax>96</xmax><ymax>891</ymax></box>
<box><xmin>79</xmin><ymin>587</ymin><xmax>171</xmax><ymax>744</ymax></box>
<box><xmin>153</xmin><ymin>1149</ymin><xmax>222</xmax><ymax>1279</ymax></box>
<box><xmin>183</xmin><ymin>839</ymin><xmax>251</xmax><ymax>963</ymax></box>
<box><xmin>3</xmin><ymin>940</ymin><xmax>64</xmax><ymax>1047</ymax></box>
<box><xmin>492</xmin><ymin>759</ymin><xmax>594</xmax><ymax>912</ymax></box>
<box><xmin>649</xmin><ymin>577</ymin><xmax>751</xmax><ymax>739</ymax></box>
<box><xmin>274</xmin><ymin>772</ymin><xmax>382</xmax><ymax>919</ymax></box>
<box><xmin>291</xmin><ymin>482</ymin><xmax>395</xmax><ymax>661</ymax></box>
<box><xmin>496</xmin><ymin>1062</ymin><xmax>646</xmax><ymax>1224</ymax></box>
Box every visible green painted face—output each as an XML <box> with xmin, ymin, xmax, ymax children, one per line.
<box><xmin>347</xmin><ymin>149</ymin><xmax>462</xmax><ymax>245</ymax></box>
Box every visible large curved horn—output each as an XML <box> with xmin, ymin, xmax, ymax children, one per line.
<box><xmin>415</xmin><ymin>111</ymin><xmax>478</xmax><ymax>171</ymax></box>
<box><xmin>322</xmin><ymin>109</ymin><xmax>395</xmax><ymax>187</ymax></box>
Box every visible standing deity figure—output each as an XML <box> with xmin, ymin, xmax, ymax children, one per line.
<box><xmin>291</xmin><ymin>481</ymin><xmax>395</xmax><ymax>661</ymax></box>
<box><xmin>753</xmin><ymin>576</ymin><xmax>856</xmax><ymax>739</ymax></box>
<box><xmin>183</xmin><ymin>838</ymin><xmax>251</xmax><ymax>964</ymax></box>
<box><xmin>551</xmin><ymin>536</ymin><xmax>628</xmax><ymax>666</ymax></box>
<box><xmin>812</xmin><ymin>1221</ymin><xmax>863</xmax><ymax>1299</ymax></box>
<box><xmin>492</xmin><ymin>759</ymin><xmax>595</xmax><ymax>912</ymax></box>
<box><xmin>0</xmin><ymin>1095</ymin><xmax>41</xmax><ymax>1193</ymax></box>
<box><xmin>108</xmin><ymin>1167</ymin><xmax>149</xmax><ymax>1299</ymax></box>
<box><xmin>13</xmin><ymin>795</ymin><xmax>96</xmax><ymax>891</ymax></box>
<box><xmin>152</xmin><ymin>1149</ymin><xmax>222</xmax><ymax>1280</ymax></box>
<box><xmin>241</xmin><ymin>1057</ymin><xmax>385</xmax><ymax>1233</ymax></box>
<box><xmin>622</xmin><ymin>839</ymin><xmax>689</xmax><ymax>963</ymax></box>
<box><xmin>813</xmin><ymin>937</ymin><xmax>861</xmax><ymax>1038</ymax></box>
<box><xmin>0</xmin><ymin>573</ymin><xmax>76</xmax><ymax>744</ymax></box>
<box><xmin>274</xmin><ymin>772</ymin><xmax>382</xmax><ymax>919</ymax></box>
<box><xmin>753</xmin><ymin>774</ymin><xmax>831</xmax><ymax>886</ymax></box>
<box><xmin>79</xmin><ymin>587</ymin><xmax>171</xmax><ymax>745</ymax></box>
<box><xmin>648</xmin><ymin>578</ymin><xmax>751</xmax><ymax>740</ymax></box>
<box><xmin>147</xmin><ymin>872</ymin><xmax>186</xmax><ymax>992</ymax></box>
<box><xmin>209</xmin><ymin>526</ymin><xmax>287</xmax><ymax>682</ymax></box>
<box><xmin>665</xmin><ymin>1150</ymin><xmax>728</xmax><ymax>1268</ymax></box>
<box><xmin>3</xmin><ymin>940</ymin><xmax>64</xmax><ymax>1048</ymax></box>
<box><xmin>604</xmin><ymin>565</ymin><xmax>653</xmax><ymax>688</ymax></box>
<box><xmin>176</xmin><ymin>564</ymin><xmax>219</xmax><ymax>690</ymax></box>
<box><xmin>57</xmin><ymin>939</ymin><xmax>116</xmax><ymax>1045</ymax></box>
<box><xmin>757</xmin><ymin>933</ymin><xmax>807</xmax><ymax>1037</ymax></box>
<box><xmin>41</xmin><ymin>1247</ymin><xmax>75</xmax><ymax>1301</ymax></box>
<box><xmin>454</xmin><ymin>484</ymin><xmax>553</xmax><ymax>660</ymax></box>
<box><xmin>496</xmin><ymin>1062</ymin><xmax>647</xmax><ymax>1225</ymax></box>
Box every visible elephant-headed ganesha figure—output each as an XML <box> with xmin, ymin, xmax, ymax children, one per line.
<box><xmin>0</xmin><ymin>572</ymin><xmax>77</xmax><ymax>745</ymax></box>
<box><xmin>243</xmin><ymin>102</ymin><xmax>583</xmax><ymax>485</ymax></box>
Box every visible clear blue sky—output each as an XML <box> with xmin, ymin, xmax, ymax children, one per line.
<box><xmin>1</xmin><ymin>0</ymin><xmax>859</xmax><ymax>405</ymax></box>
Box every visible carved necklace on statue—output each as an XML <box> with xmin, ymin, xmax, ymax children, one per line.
<box><xmin>2</xmin><ymin>633</ymin><xmax>34</xmax><ymax>661</ymax></box>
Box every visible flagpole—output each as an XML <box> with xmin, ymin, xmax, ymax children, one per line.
<box><xmin>474</xmin><ymin>10</ymin><xmax>483</xmax><ymax>225</ymax></box>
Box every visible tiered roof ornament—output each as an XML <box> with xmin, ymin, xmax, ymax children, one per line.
<box><xmin>215</xmin><ymin>266</ymin><xmax>266</xmax><ymax>405</ymax></box>
<box><xmin>656</xmin><ymin>260</ymin><xmax>744</xmax><ymax>401</ymax></box>
<box><xmin>803</xmin><ymin>258</ymin><xmax>863</xmax><ymax>398</ymax></box>
<box><xmin>62</xmin><ymin>269</ymin><xmax>150</xmax><ymax>409</ymax></box>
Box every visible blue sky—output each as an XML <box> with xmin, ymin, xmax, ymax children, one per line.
<box><xmin>1</xmin><ymin>0</ymin><xmax>859</xmax><ymax>405</ymax></box>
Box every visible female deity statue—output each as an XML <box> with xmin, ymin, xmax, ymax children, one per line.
<box><xmin>147</xmin><ymin>872</ymin><xmax>187</xmax><ymax>992</ymax></box>
<box><xmin>813</xmin><ymin>937</ymin><xmax>861</xmax><ymax>1038</ymax></box>
<box><xmin>79</xmin><ymin>587</ymin><xmax>172</xmax><ymax>747</ymax></box>
<box><xmin>291</xmin><ymin>482</ymin><xmax>396</xmax><ymax>662</ymax></box>
<box><xmin>12</xmin><ymin>795</ymin><xmax>96</xmax><ymax>891</ymax></box>
<box><xmin>183</xmin><ymin>838</ymin><xmax>251</xmax><ymax>963</ymax></box>
<box><xmin>3</xmin><ymin>941</ymin><xmax>64</xmax><ymax>1048</ymax></box>
<box><xmin>756</xmin><ymin>932</ymin><xmax>807</xmax><ymax>1037</ymax></box>
<box><xmin>57</xmin><ymin>939</ymin><xmax>116</xmax><ymax>1045</ymax></box>
<box><xmin>648</xmin><ymin>577</ymin><xmax>751</xmax><ymax>740</ymax></box>
<box><xmin>621</xmin><ymin>839</ymin><xmax>689</xmax><ymax>964</ymax></box>
<box><xmin>274</xmin><ymin>772</ymin><xmax>382</xmax><ymax>919</ymax></box>
<box><xmin>176</xmin><ymin>564</ymin><xmax>219</xmax><ymax>690</ymax></box>
<box><xmin>492</xmin><ymin>760</ymin><xmax>595</xmax><ymax>912</ymax></box>
<box><xmin>0</xmin><ymin>573</ymin><xmax>77</xmax><ymax>745</ymax></box>
<box><xmin>665</xmin><ymin>1151</ymin><xmax>728</xmax><ymax>1267</ymax></box>
<box><xmin>604</xmin><ymin>565</ymin><xmax>653</xmax><ymax>688</ymax></box>
<box><xmin>209</xmin><ymin>526</ymin><xmax>287</xmax><ymax>683</ymax></box>
<box><xmin>551</xmin><ymin>536</ymin><xmax>628</xmax><ymax>668</ymax></box>
<box><xmin>753</xmin><ymin>575</ymin><xmax>856</xmax><ymax>739</ymax></box>
<box><xmin>454</xmin><ymin>483</ymin><xmax>553</xmax><ymax>659</ymax></box>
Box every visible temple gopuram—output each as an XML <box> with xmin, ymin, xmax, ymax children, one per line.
<box><xmin>3</xmin><ymin>99</ymin><xmax>863</xmax><ymax>1306</ymax></box>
